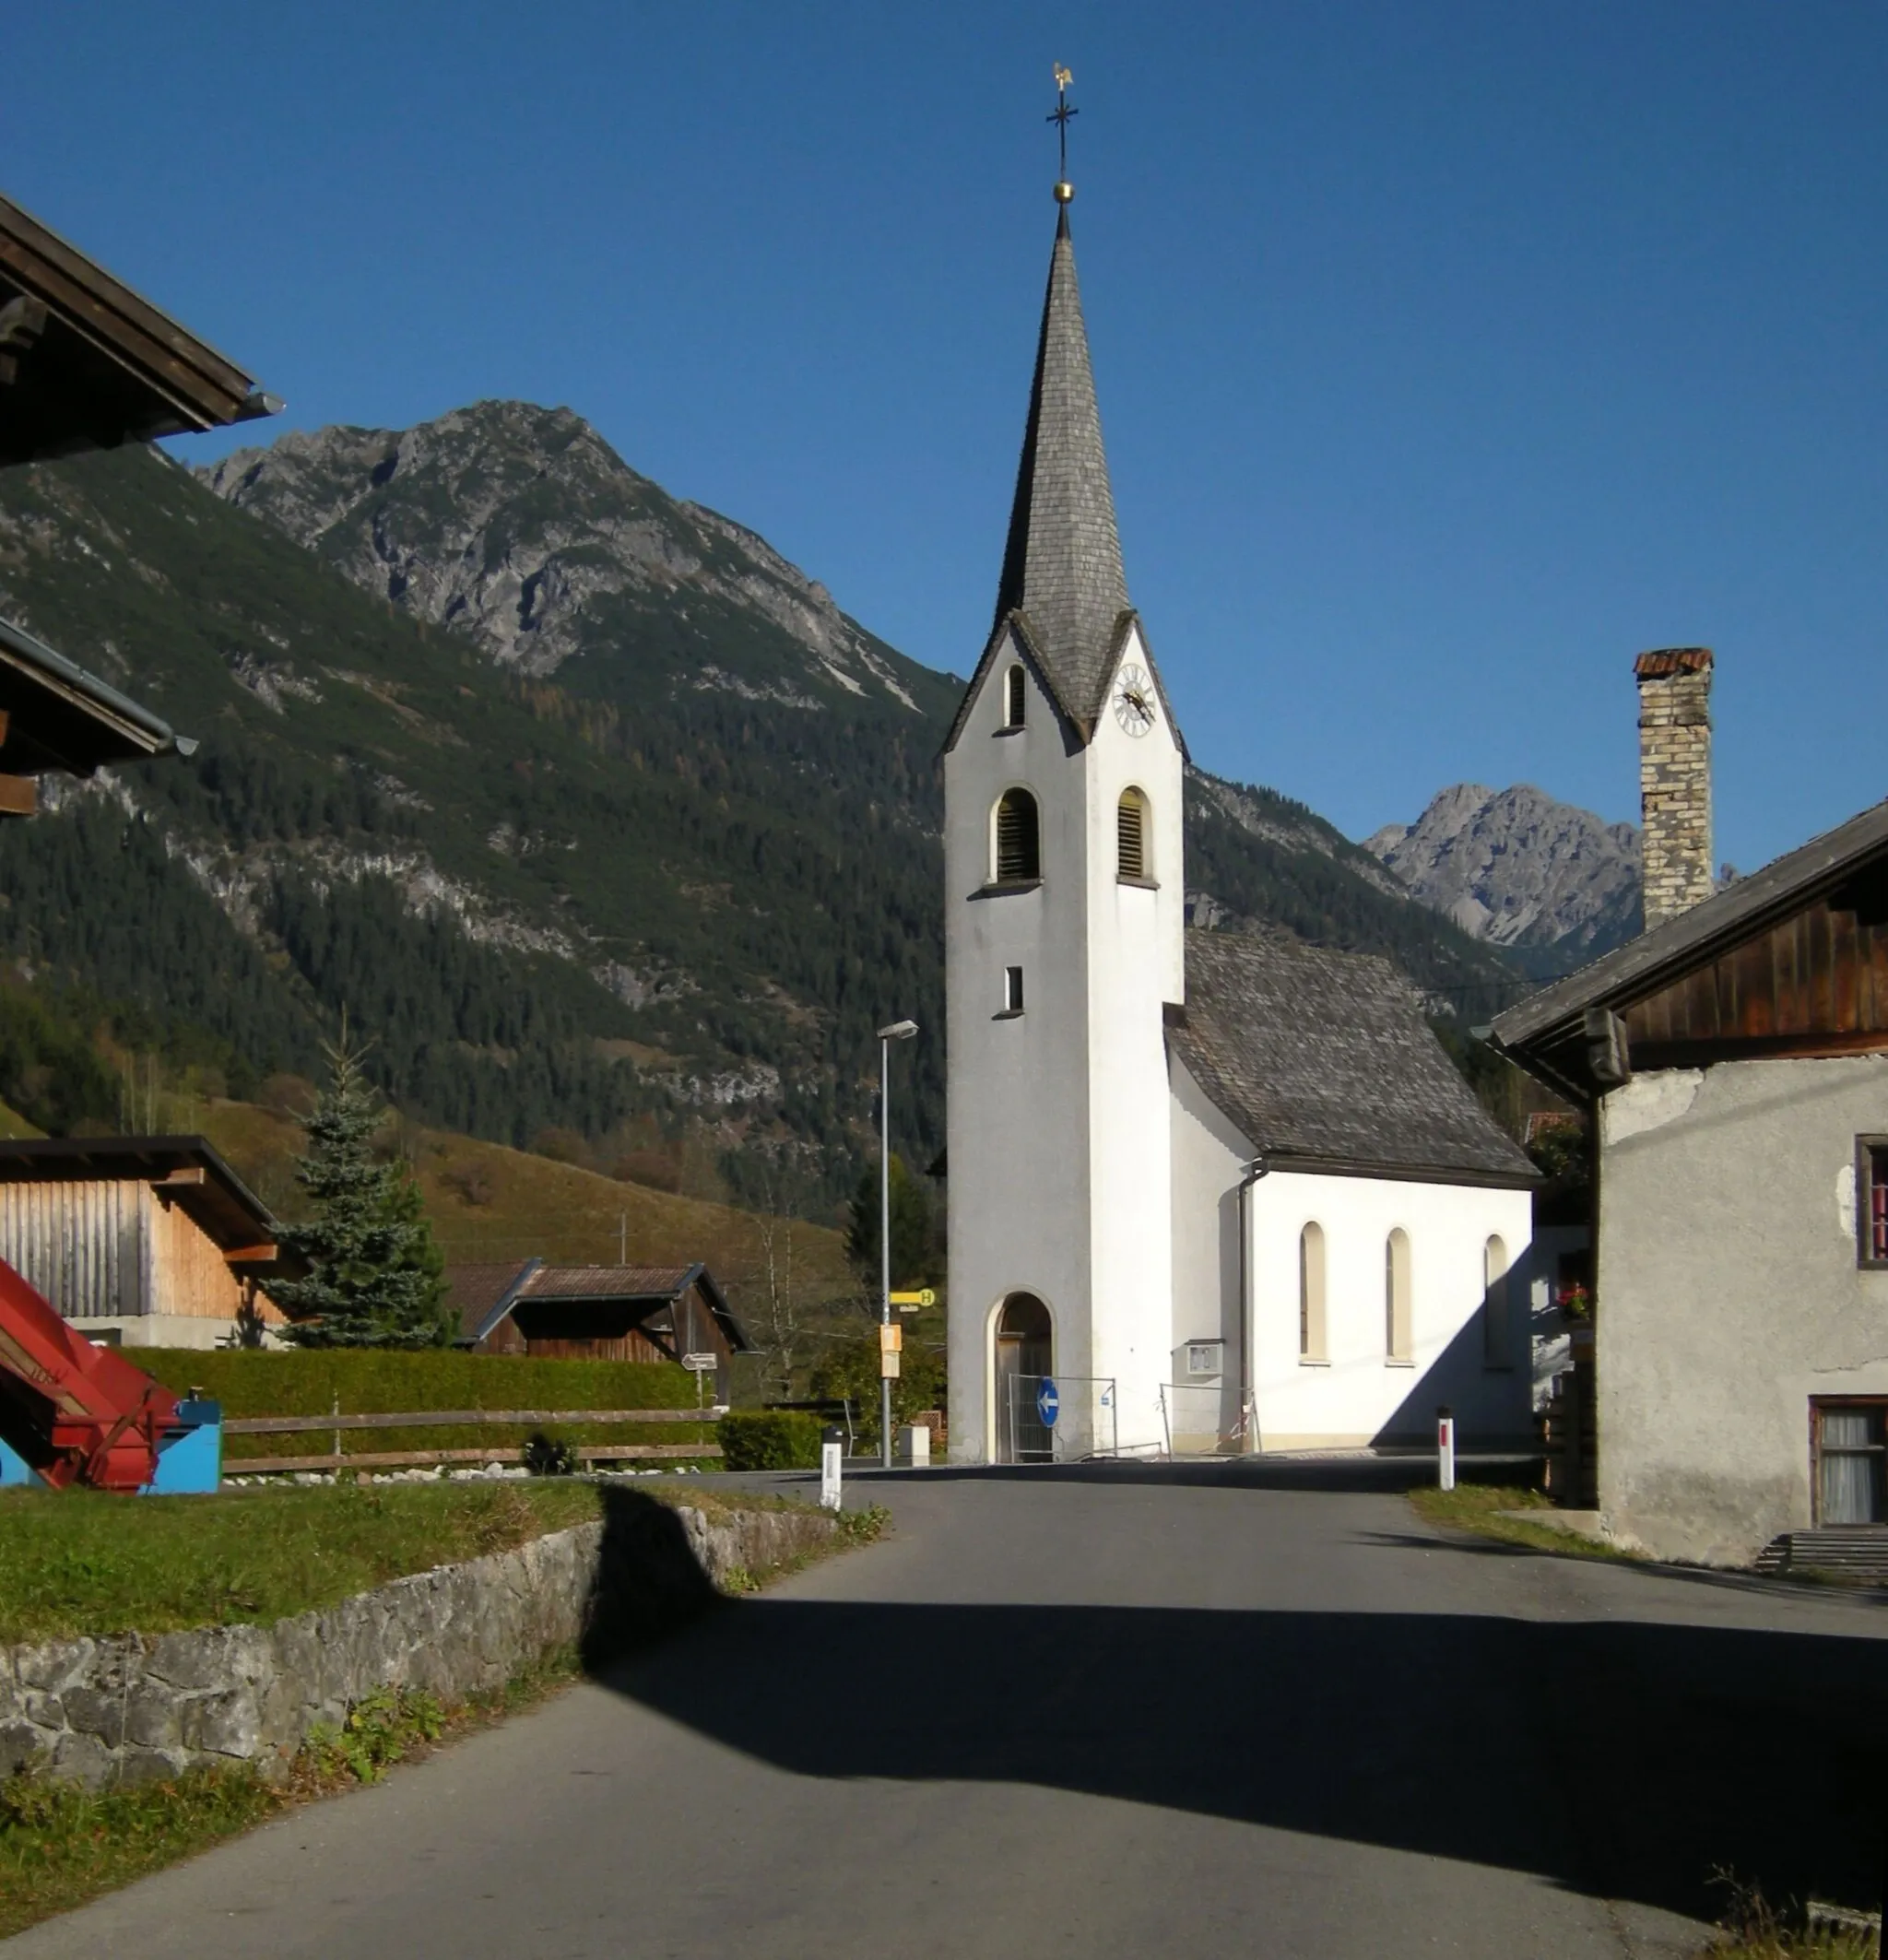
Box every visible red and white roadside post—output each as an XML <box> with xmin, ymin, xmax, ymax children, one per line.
<box><xmin>1436</xmin><ymin>1406</ymin><xmax>1457</xmax><ymax>1493</ymax></box>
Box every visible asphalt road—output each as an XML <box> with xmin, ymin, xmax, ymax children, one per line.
<box><xmin>11</xmin><ymin>1463</ymin><xmax>1888</xmax><ymax>1959</ymax></box>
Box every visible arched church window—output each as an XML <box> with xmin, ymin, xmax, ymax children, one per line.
<box><xmin>1482</xmin><ymin>1234</ymin><xmax>1510</xmax><ymax>1368</ymax></box>
<box><xmin>1386</xmin><ymin>1228</ymin><xmax>1412</xmax><ymax>1363</ymax></box>
<box><xmin>994</xmin><ymin>788</ymin><xmax>1041</xmax><ymax>884</ymax></box>
<box><xmin>1003</xmin><ymin>665</ymin><xmax>1027</xmax><ymax>728</ymax></box>
<box><xmin>1117</xmin><ymin>787</ymin><xmax>1149</xmax><ymax>882</ymax></box>
<box><xmin>1298</xmin><ymin>1222</ymin><xmax>1327</xmax><ymax>1362</ymax></box>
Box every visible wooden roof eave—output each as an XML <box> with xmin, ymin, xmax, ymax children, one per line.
<box><xmin>0</xmin><ymin>193</ymin><xmax>267</xmax><ymax>437</ymax></box>
<box><xmin>1492</xmin><ymin>797</ymin><xmax>1888</xmax><ymax>1062</ymax></box>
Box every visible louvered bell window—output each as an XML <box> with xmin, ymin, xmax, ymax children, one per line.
<box><xmin>995</xmin><ymin>789</ymin><xmax>1040</xmax><ymax>883</ymax></box>
<box><xmin>1004</xmin><ymin>666</ymin><xmax>1026</xmax><ymax>728</ymax></box>
<box><xmin>1117</xmin><ymin>788</ymin><xmax>1148</xmax><ymax>882</ymax></box>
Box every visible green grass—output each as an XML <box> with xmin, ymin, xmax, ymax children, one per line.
<box><xmin>0</xmin><ymin>1481</ymin><xmax>604</xmax><ymax>1644</ymax></box>
<box><xmin>0</xmin><ymin>1761</ymin><xmax>283</xmax><ymax>1938</ymax></box>
<box><xmin>1407</xmin><ymin>1482</ymin><xmax>1649</xmax><ymax>1564</ymax></box>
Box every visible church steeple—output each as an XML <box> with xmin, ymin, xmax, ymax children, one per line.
<box><xmin>992</xmin><ymin>194</ymin><xmax>1131</xmax><ymax>719</ymax></box>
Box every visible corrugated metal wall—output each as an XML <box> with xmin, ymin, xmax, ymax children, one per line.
<box><xmin>0</xmin><ymin>1180</ymin><xmax>148</xmax><ymax>1318</ymax></box>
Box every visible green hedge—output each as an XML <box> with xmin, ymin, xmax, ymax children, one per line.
<box><xmin>134</xmin><ymin>1350</ymin><xmax>716</xmax><ymax>1463</ymax></box>
<box><xmin>717</xmin><ymin>1411</ymin><xmax>823</xmax><ymax>1471</ymax></box>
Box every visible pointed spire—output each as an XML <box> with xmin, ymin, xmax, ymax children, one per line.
<box><xmin>992</xmin><ymin>200</ymin><xmax>1130</xmax><ymax>717</ymax></box>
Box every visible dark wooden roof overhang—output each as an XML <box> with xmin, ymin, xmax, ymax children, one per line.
<box><xmin>0</xmin><ymin>614</ymin><xmax>182</xmax><ymax>777</ymax></box>
<box><xmin>1492</xmin><ymin>797</ymin><xmax>1888</xmax><ymax>1102</ymax></box>
<box><xmin>0</xmin><ymin>190</ymin><xmax>278</xmax><ymax>465</ymax></box>
<box><xmin>0</xmin><ymin>1133</ymin><xmax>280</xmax><ymax>1257</ymax></box>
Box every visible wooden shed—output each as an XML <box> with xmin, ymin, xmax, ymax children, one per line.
<box><xmin>0</xmin><ymin>1137</ymin><xmax>288</xmax><ymax>1349</ymax></box>
<box><xmin>449</xmin><ymin>1260</ymin><xmax>750</xmax><ymax>1401</ymax></box>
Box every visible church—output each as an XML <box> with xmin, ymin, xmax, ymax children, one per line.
<box><xmin>943</xmin><ymin>168</ymin><xmax>1538</xmax><ymax>1465</ymax></box>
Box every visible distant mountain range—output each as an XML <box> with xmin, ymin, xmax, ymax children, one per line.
<box><xmin>0</xmin><ymin>399</ymin><xmax>1521</xmax><ymax>1214</ymax></box>
<box><xmin>1363</xmin><ymin>783</ymin><xmax>1643</xmax><ymax>980</ymax></box>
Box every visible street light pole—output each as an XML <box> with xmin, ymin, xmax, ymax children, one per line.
<box><xmin>876</xmin><ymin>1019</ymin><xmax>918</xmax><ymax>1470</ymax></box>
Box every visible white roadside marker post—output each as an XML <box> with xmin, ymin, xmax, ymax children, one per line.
<box><xmin>1437</xmin><ymin>1406</ymin><xmax>1457</xmax><ymax>1493</ymax></box>
<box><xmin>820</xmin><ymin>1425</ymin><xmax>844</xmax><ymax>1511</ymax></box>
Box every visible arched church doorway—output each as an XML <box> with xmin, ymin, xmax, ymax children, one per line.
<box><xmin>993</xmin><ymin>1292</ymin><xmax>1053</xmax><ymax>1464</ymax></box>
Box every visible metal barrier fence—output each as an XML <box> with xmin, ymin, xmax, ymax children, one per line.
<box><xmin>1001</xmin><ymin>1374</ymin><xmax>1118</xmax><ymax>1464</ymax></box>
<box><xmin>1158</xmin><ymin>1382</ymin><xmax>1257</xmax><ymax>1458</ymax></box>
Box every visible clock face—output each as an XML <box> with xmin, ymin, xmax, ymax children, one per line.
<box><xmin>1114</xmin><ymin>663</ymin><xmax>1156</xmax><ymax>738</ymax></box>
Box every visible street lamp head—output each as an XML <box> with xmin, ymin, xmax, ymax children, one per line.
<box><xmin>878</xmin><ymin>1019</ymin><xmax>919</xmax><ymax>1042</ymax></box>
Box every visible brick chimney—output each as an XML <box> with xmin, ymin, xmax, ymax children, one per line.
<box><xmin>1634</xmin><ymin>646</ymin><xmax>1714</xmax><ymax>930</ymax></box>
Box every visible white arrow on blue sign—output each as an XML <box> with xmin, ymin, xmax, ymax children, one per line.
<box><xmin>1036</xmin><ymin>1379</ymin><xmax>1060</xmax><ymax>1428</ymax></box>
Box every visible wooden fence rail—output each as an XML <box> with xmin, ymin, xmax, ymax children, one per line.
<box><xmin>227</xmin><ymin>1443</ymin><xmax>722</xmax><ymax>1475</ymax></box>
<box><xmin>218</xmin><ymin>1406</ymin><xmax>725</xmax><ymax>1476</ymax></box>
<box><xmin>224</xmin><ymin>1408</ymin><xmax>714</xmax><ymax>1435</ymax></box>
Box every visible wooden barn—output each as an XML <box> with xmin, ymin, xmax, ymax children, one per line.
<box><xmin>0</xmin><ymin>1137</ymin><xmax>289</xmax><ymax>1349</ymax></box>
<box><xmin>450</xmin><ymin>1261</ymin><xmax>750</xmax><ymax>1400</ymax></box>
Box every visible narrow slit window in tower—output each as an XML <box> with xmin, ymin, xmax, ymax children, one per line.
<box><xmin>1004</xmin><ymin>665</ymin><xmax>1027</xmax><ymax>728</ymax></box>
<box><xmin>1004</xmin><ymin>966</ymin><xmax>1024</xmax><ymax>1014</ymax></box>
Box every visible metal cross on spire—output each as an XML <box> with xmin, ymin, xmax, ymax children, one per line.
<box><xmin>1047</xmin><ymin>64</ymin><xmax>1078</xmax><ymax>195</ymax></box>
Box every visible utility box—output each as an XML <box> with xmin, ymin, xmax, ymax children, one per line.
<box><xmin>148</xmin><ymin>1399</ymin><xmax>223</xmax><ymax>1494</ymax></box>
<box><xmin>900</xmin><ymin>1423</ymin><xmax>931</xmax><ymax>1470</ymax></box>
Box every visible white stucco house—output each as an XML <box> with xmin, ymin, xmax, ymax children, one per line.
<box><xmin>943</xmin><ymin>180</ymin><xmax>1537</xmax><ymax>1465</ymax></box>
<box><xmin>1495</xmin><ymin>649</ymin><xmax>1888</xmax><ymax>1564</ymax></box>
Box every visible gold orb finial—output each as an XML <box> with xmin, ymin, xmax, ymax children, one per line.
<box><xmin>1054</xmin><ymin>181</ymin><xmax>1074</xmax><ymax>204</ymax></box>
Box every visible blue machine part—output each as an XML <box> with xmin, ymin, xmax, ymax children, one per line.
<box><xmin>146</xmin><ymin>1398</ymin><xmax>223</xmax><ymax>1494</ymax></box>
<box><xmin>0</xmin><ymin>1434</ymin><xmax>35</xmax><ymax>1487</ymax></box>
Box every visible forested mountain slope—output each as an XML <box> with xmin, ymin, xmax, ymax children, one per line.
<box><xmin>0</xmin><ymin>405</ymin><xmax>1517</xmax><ymax>1216</ymax></box>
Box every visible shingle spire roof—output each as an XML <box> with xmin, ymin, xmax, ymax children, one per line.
<box><xmin>992</xmin><ymin>203</ymin><xmax>1130</xmax><ymax>717</ymax></box>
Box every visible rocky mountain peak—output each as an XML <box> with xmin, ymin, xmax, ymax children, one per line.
<box><xmin>1363</xmin><ymin>782</ymin><xmax>1642</xmax><ymax>969</ymax></box>
<box><xmin>197</xmin><ymin>399</ymin><xmax>926</xmax><ymax>710</ymax></box>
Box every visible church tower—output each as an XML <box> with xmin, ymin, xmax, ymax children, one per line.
<box><xmin>943</xmin><ymin>164</ymin><xmax>1186</xmax><ymax>1463</ymax></box>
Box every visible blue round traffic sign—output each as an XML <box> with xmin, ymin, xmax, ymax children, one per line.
<box><xmin>1036</xmin><ymin>1378</ymin><xmax>1059</xmax><ymax>1428</ymax></box>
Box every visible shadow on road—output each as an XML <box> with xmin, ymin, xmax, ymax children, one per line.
<box><xmin>589</xmin><ymin>1585</ymin><xmax>1888</xmax><ymax>1927</ymax></box>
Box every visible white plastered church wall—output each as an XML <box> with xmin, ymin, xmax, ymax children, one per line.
<box><xmin>1167</xmin><ymin>1052</ymin><xmax>1250</xmax><ymax>1446</ymax></box>
<box><xmin>1080</xmin><ymin>621</ymin><xmax>1185</xmax><ymax>1454</ymax></box>
<box><xmin>1246</xmin><ymin>1169</ymin><xmax>1534</xmax><ymax>1448</ymax></box>
<box><xmin>944</xmin><ymin>632</ymin><xmax>1093</xmax><ymax>1462</ymax></box>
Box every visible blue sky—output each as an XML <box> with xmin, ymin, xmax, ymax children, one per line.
<box><xmin>9</xmin><ymin>2</ymin><xmax>1888</xmax><ymax>870</ymax></box>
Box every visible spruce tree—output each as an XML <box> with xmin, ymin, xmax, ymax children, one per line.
<box><xmin>274</xmin><ymin>1032</ymin><xmax>450</xmax><ymax>1348</ymax></box>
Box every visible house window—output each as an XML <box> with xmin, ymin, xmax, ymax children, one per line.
<box><xmin>1298</xmin><ymin>1222</ymin><xmax>1327</xmax><ymax>1362</ymax></box>
<box><xmin>993</xmin><ymin>789</ymin><xmax>1041</xmax><ymax>883</ymax></box>
<box><xmin>1482</xmin><ymin>1234</ymin><xmax>1510</xmax><ymax>1369</ymax></box>
<box><xmin>1003</xmin><ymin>665</ymin><xmax>1027</xmax><ymax>728</ymax></box>
<box><xmin>1385</xmin><ymin>1228</ymin><xmax>1412</xmax><ymax>1363</ymax></box>
<box><xmin>1117</xmin><ymin>787</ymin><xmax>1149</xmax><ymax>882</ymax></box>
<box><xmin>1186</xmin><ymin>1341</ymin><xmax>1221</xmax><ymax>1377</ymax></box>
<box><xmin>1003</xmin><ymin>966</ymin><xmax>1024</xmax><ymax>1015</ymax></box>
<box><xmin>1813</xmin><ymin>1400</ymin><xmax>1887</xmax><ymax>1523</ymax></box>
<box><xmin>1858</xmin><ymin>1138</ymin><xmax>1888</xmax><ymax>1266</ymax></box>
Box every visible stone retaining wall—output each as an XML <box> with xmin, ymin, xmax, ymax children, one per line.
<box><xmin>0</xmin><ymin>1494</ymin><xmax>837</xmax><ymax>1789</ymax></box>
